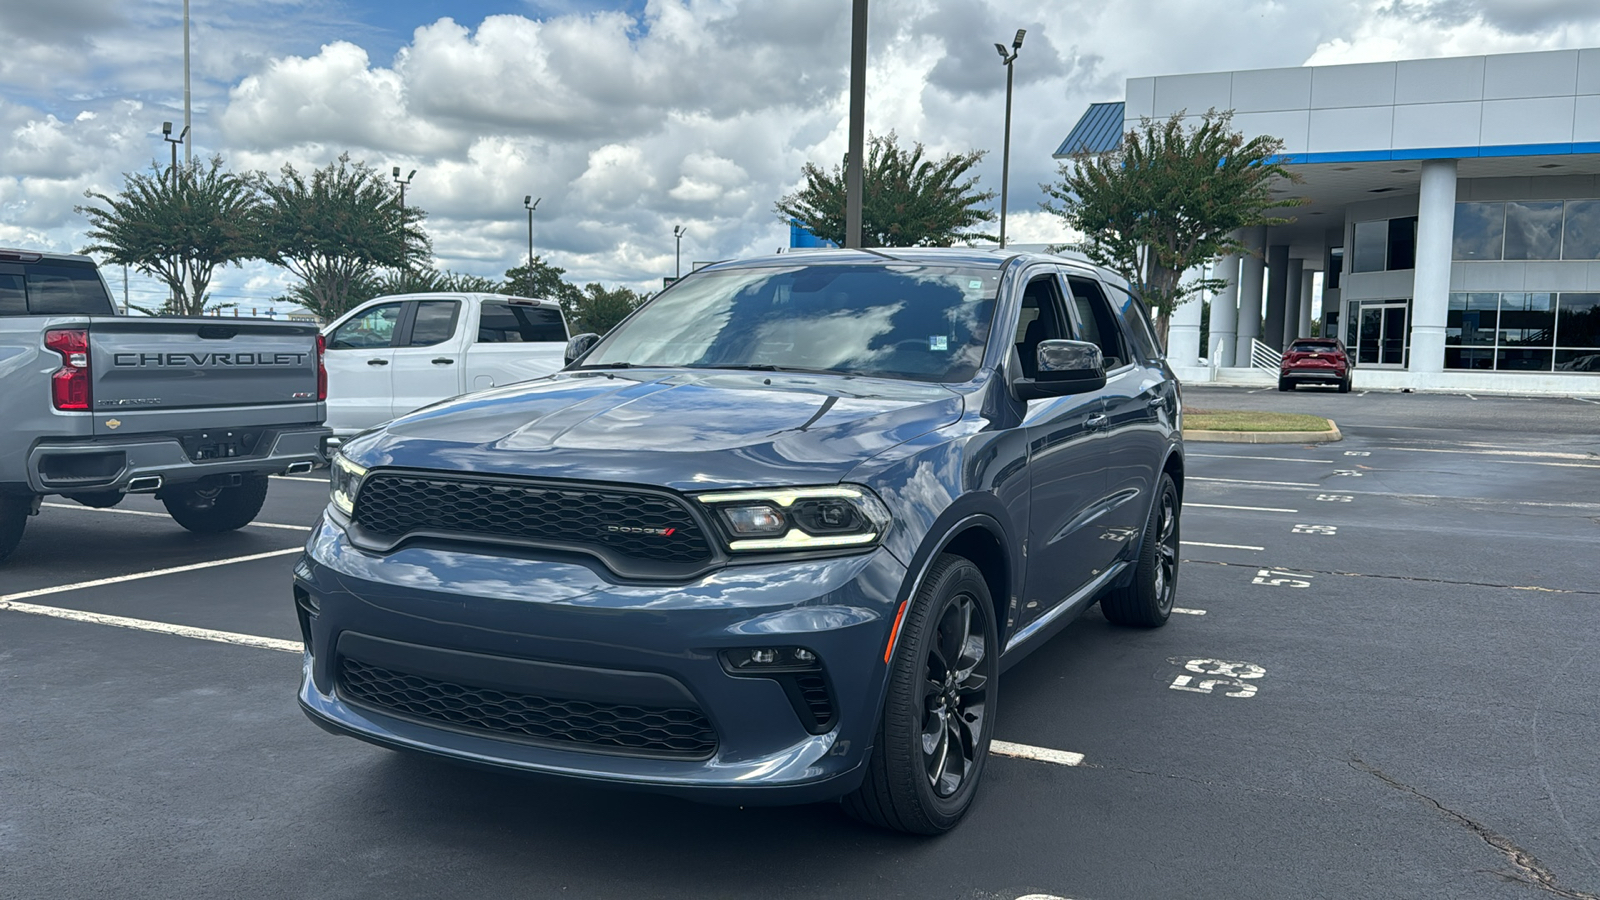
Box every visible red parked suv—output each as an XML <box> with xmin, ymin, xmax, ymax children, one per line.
<box><xmin>1279</xmin><ymin>338</ymin><xmax>1352</xmax><ymax>392</ymax></box>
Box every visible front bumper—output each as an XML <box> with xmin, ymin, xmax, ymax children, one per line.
<box><xmin>294</xmin><ymin>517</ymin><xmax>908</xmax><ymax>804</ymax></box>
<box><xmin>27</xmin><ymin>425</ymin><xmax>330</xmax><ymax>494</ymax></box>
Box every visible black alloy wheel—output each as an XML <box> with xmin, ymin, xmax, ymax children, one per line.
<box><xmin>1101</xmin><ymin>472</ymin><xmax>1179</xmax><ymax>627</ymax></box>
<box><xmin>844</xmin><ymin>553</ymin><xmax>998</xmax><ymax>834</ymax></box>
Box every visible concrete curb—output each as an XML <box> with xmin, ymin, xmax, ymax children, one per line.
<box><xmin>1184</xmin><ymin>421</ymin><xmax>1342</xmax><ymax>444</ymax></box>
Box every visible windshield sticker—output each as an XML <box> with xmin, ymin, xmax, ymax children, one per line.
<box><xmin>928</xmin><ymin>335</ymin><xmax>949</xmax><ymax>351</ymax></box>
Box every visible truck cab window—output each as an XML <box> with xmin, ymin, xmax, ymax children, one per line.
<box><xmin>477</xmin><ymin>301</ymin><xmax>566</xmax><ymax>343</ymax></box>
<box><xmin>328</xmin><ymin>303</ymin><xmax>402</xmax><ymax>350</ymax></box>
<box><xmin>406</xmin><ymin>300</ymin><xmax>460</xmax><ymax>347</ymax></box>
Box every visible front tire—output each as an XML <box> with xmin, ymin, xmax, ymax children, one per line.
<box><xmin>161</xmin><ymin>475</ymin><xmax>270</xmax><ymax>534</ymax></box>
<box><xmin>1278</xmin><ymin>378</ymin><xmax>1293</xmax><ymax>391</ymax></box>
<box><xmin>844</xmin><ymin>554</ymin><xmax>998</xmax><ymax>835</ymax></box>
<box><xmin>1338</xmin><ymin>376</ymin><xmax>1352</xmax><ymax>393</ymax></box>
<box><xmin>1101</xmin><ymin>473</ymin><xmax>1179</xmax><ymax>628</ymax></box>
<box><xmin>0</xmin><ymin>495</ymin><xmax>29</xmax><ymax>563</ymax></box>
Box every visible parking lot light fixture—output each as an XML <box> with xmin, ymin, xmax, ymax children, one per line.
<box><xmin>524</xmin><ymin>195</ymin><xmax>541</xmax><ymax>274</ymax></box>
<box><xmin>161</xmin><ymin>121</ymin><xmax>189</xmax><ymax>187</ymax></box>
<box><xmin>673</xmin><ymin>225</ymin><xmax>687</xmax><ymax>280</ymax></box>
<box><xmin>392</xmin><ymin>167</ymin><xmax>416</xmax><ymax>224</ymax></box>
<box><xmin>996</xmin><ymin>28</ymin><xmax>1025</xmax><ymax>249</ymax></box>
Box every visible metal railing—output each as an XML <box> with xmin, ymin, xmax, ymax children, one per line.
<box><xmin>1248</xmin><ymin>338</ymin><xmax>1282</xmax><ymax>371</ymax></box>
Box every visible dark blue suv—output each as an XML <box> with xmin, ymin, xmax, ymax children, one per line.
<box><xmin>296</xmin><ymin>248</ymin><xmax>1184</xmax><ymax>834</ymax></box>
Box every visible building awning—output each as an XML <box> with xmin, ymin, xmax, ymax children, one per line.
<box><xmin>1054</xmin><ymin>102</ymin><xmax>1124</xmax><ymax>158</ymax></box>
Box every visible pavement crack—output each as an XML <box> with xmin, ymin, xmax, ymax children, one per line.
<box><xmin>1181</xmin><ymin>559</ymin><xmax>1599</xmax><ymax>596</ymax></box>
<box><xmin>1351</xmin><ymin>757</ymin><xmax>1600</xmax><ymax>900</ymax></box>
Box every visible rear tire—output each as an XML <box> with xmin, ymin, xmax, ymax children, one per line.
<box><xmin>1101</xmin><ymin>473</ymin><xmax>1179</xmax><ymax>628</ymax></box>
<box><xmin>0</xmin><ymin>495</ymin><xmax>29</xmax><ymax>564</ymax></box>
<box><xmin>161</xmin><ymin>475</ymin><xmax>270</xmax><ymax>534</ymax></box>
<box><xmin>843</xmin><ymin>554</ymin><xmax>998</xmax><ymax>835</ymax></box>
<box><xmin>1278</xmin><ymin>378</ymin><xmax>1293</xmax><ymax>391</ymax></box>
<box><xmin>1338</xmin><ymin>376</ymin><xmax>1352</xmax><ymax>393</ymax></box>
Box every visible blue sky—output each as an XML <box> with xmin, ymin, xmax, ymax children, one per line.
<box><xmin>4</xmin><ymin>0</ymin><xmax>1600</xmax><ymax>314</ymax></box>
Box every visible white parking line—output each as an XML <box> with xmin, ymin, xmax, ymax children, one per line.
<box><xmin>1190</xmin><ymin>477</ymin><xmax>1319</xmax><ymax>488</ymax></box>
<box><xmin>1171</xmin><ymin>607</ymin><xmax>1207</xmax><ymax>615</ymax></box>
<box><xmin>0</xmin><ymin>599</ymin><xmax>301</xmax><ymax>653</ymax></box>
<box><xmin>1181</xmin><ymin>540</ymin><xmax>1265</xmax><ymax>551</ymax></box>
<box><xmin>1186</xmin><ymin>502</ymin><xmax>1298</xmax><ymax>513</ymax></box>
<box><xmin>271</xmin><ymin>475</ymin><xmax>328</xmax><ymax>483</ymax></box>
<box><xmin>1188</xmin><ymin>453</ymin><xmax>1333</xmax><ymax>464</ymax></box>
<box><xmin>0</xmin><ymin>547</ymin><xmax>303</xmax><ymax>603</ymax></box>
<box><xmin>990</xmin><ymin>741</ymin><xmax>1085</xmax><ymax>766</ymax></box>
<box><xmin>1575</xmin><ymin>397</ymin><xmax>1600</xmax><ymax>405</ymax></box>
<box><xmin>1380</xmin><ymin>446</ymin><xmax>1596</xmax><ymax>461</ymax></box>
<box><xmin>41</xmin><ymin>503</ymin><xmax>314</xmax><ymax>532</ymax></box>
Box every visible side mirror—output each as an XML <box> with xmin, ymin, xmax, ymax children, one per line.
<box><xmin>1015</xmin><ymin>339</ymin><xmax>1107</xmax><ymax>400</ymax></box>
<box><xmin>563</xmin><ymin>332</ymin><xmax>601</xmax><ymax>366</ymax></box>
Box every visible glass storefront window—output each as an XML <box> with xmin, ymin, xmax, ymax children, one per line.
<box><xmin>1554</xmin><ymin>349</ymin><xmax>1600</xmax><ymax>372</ymax></box>
<box><xmin>1556</xmin><ymin>293</ymin><xmax>1600</xmax><ymax>347</ymax></box>
<box><xmin>1446</xmin><ymin>293</ymin><xmax>1498</xmax><ymax>346</ymax></box>
<box><xmin>1496</xmin><ymin>292</ymin><xmax>1554</xmax><ymax>347</ymax></box>
<box><xmin>1563</xmin><ymin>201</ymin><xmax>1600</xmax><ymax>260</ymax></box>
<box><xmin>1386</xmin><ymin>217</ymin><xmax>1417</xmax><ymax>270</ymax></box>
<box><xmin>1351</xmin><ymin>221</ymin><xmax>1388</xmax><ymax>273</ymax></box>
<box><xmin>1452</xmin><ymin>202</ymin><xmax>1504</xmax><ymax>260</ymax></box>
<box><xmin>1503</xmin><ymin>201</ymin><xmax>1564</xmax><ymax>260</ymax></box>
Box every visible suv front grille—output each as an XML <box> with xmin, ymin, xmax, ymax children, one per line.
<box><xmin>352</xmin><ymin>473</ymin><xmax>714</xmax><ymax>566</ymax></box>
<box><xmin>337</xmin><ymin>657</ymin><xmax>718</xmax><ymax>758</ymax></box>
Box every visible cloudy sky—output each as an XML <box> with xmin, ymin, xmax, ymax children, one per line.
<box><xmin>4</xmin><ymin>0</ymin><xmax>1600</xmax><ymax>313</ymax></box>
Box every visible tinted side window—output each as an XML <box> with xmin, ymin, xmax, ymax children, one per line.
<box><xmin>328</xmin><ymin>303</ymin><xmax>403</xmax><ymax>350</ymax></box>
<box><xmin>1065</xmin><ymin>276</ymin><xmax>1127</xmax><ymax>368</ymax></box>
<box><xmin>0</xmin><ymin>273</ymin><xmax>25</xmax><ymax>315</ymax></box>
<box><xmin>1112</xmin><ymin>289</ymin><xmax>1162</xmax><ymax>362</ymax></box>
<box><xmin>407</xmin><ymin>300</ymin><xmax>460</xmax><ymax>347</ymax></box>
<box><xmin>477</xmin><ymin>301</ymin><xmax>567</xmax><ymax>343</ymax></box>
<box><xmin>0</xmin><ymin>263</ymin><xmax>116</xmax><ymax>316</ymax></box>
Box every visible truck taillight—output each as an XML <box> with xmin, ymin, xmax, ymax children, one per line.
<box><xmin>316</xmin><ymin>333</ymin><xmax>327</xmax><ymax>401</ymax></box>
<box><xmin>45</xmin><ymin>328</ymin><xmax>91</xmax><ymax>411</ymax></box>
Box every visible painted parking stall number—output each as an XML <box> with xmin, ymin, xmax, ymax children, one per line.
<box><xmin>1316</xmin><ymin>494</ymin><xmax>1353</xmax><ymax>502</ymax></box>
<box><xmin>1333</xmin><ymin>469</ymin><xmax>1363</xmax><ymax>477</ymax></box>
<box><xmin>1292</xmin><ymin>524</ymin><xmax>1337</xmax><ymax>535</ymax></box>
<box><xmin>1170</xmin><ymin>658</ymin><xmax>1267</xmax><ymax>698</ymax></box>
<box><xmin>1254</xmin><ymin>568</ymin><xmax>1313</xmax><ymax>588</ymax></box>
<box><xmin>1344</xmin><ymin>451</ymin><xmax>1371</xmax><ymax>456</ymax></box>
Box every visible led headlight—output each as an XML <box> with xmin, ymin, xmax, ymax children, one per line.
<box><xmin>329</xmin><ymin>452</ymin><xmax>368</xmax><ymax>518</ymax></box>
<box><xmin>696</xmin><ymin>485</ymin><xmax>891</xmax><ymax>552</ymax></box>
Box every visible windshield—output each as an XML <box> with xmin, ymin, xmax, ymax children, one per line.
<box><xmin>580</xmin><ymin>264</ymin><xmax>1001</xmax><ymax>382</ymax></box>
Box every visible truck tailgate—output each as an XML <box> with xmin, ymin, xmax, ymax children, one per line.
<box><xmin>88</xmin><ymin>318</ymin><xmax>323</xmax><ymax>436</ymax></box>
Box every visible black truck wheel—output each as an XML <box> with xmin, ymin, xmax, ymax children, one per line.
<box><xmin>161</xmin><ymin>475</ymin><xmax>270</xmax><ymax>534</ymax></box>
<box><xmin>1101</xmin><ymin>473</ymin><xmax>1179</xmax><ymax>628</ymax></box>
<box><xmin>0</xmin><ymin>495</ymin><xmax>29</xmax><ymax>563</ymax></box>
<box><xmin>844</xmin><ymin>553</ymin><xmax>998</xmax><ymax>835</ymax></box>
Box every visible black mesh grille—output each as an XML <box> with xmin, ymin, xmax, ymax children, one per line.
<box><xmin>352</xmin><ymin>473</ymin><xmax>713</xmax><ymax>565</ymax></box>
<box><xmin>338</xmin><ymin>657</ymin><xmax>718</xmax><ymax>758</ymax></box>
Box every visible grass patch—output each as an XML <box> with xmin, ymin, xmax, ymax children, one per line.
<box><xmin>1185</xmin><ymin>408</ymin><xmax>1333</xmax><ymax>433</ymax></box>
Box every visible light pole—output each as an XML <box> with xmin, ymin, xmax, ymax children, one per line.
<box><xmin>392</xmin><ymin>166</ymin><xmax>416</xmax><ymax>224</ymax></box>
<box><xmin>673</xmin><ymin>225</ymin><xmax>686</xmax><ymax>280</ymax></box>
<box><xmin>161</xmin><ymin>121</ymin><xmax>189</xmax><ymax>186</ymax></box>
<box><xmin>523</xmin><ymin>195</ymin><xmax>541</xmax><ymax>273</ymax></box>
<box><xmin>845</xmin><ymin>0</ymin><xmax>868</xmax><ymax>249</ymax></box>
<box><xmin>995</xmin><ymin>28</ymin><xmax>1025</xmax><ymax>249</ymax></box>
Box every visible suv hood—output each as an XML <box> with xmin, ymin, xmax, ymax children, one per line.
<box><xmin>347</xmin><ymin>369</ymin><xmax>965</xmax><ymax>492</ymax></box>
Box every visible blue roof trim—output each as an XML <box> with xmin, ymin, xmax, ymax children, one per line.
<box><xmin>1055</xmin><ymin>102</ymin><xmax>1125</xmax><ymax>157</ymax></box>
<box><xmin>1268</xmin><ymin>142</ymin><xmax>1600</xmax><ymax>165</ymax></box>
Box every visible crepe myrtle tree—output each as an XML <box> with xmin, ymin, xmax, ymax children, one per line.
<box><xmin>1044</xmin><ymin>110</ymin><xmax>1302</xmax><ymax>343</ymax></box>
<box><xmin>503</xmin><ymin>257</ymin><xmax>583</xmax><ymax>306</ymax></box>
<box><xmin>776</xmin><ymin>132</ymin><xmax>997</xmax><ymax>248</ymax></box>
<box><xmin>564</xmin><ymin>282</ymin><xmax>649</xmax><ymax>335</ymax></box>
<box><xmin>77</xmin><ymin>156</ymin><xmax>259</xmax><ymax>316</ymax></box>
<box><xmin>254</xmin><ymin>154</ymin><xmax>430</xmax><ymax>321</ymax></box>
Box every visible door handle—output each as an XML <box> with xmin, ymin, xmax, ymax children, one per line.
<box><xmin>366</xmin><ymin>358</ymin><xmax>389</xmax><ymax>366</ymax></box>
<box><xmin>432</xmin><ymin>358</ymin><xmax>455</xmax><ymax>365</ymax></box>
<box><xmin>1086</xmin><ymin>413</ymin><xmax>1108</xmax><ymax>430</ymax></box>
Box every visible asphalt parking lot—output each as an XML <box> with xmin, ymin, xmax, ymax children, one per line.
<box><xmin>3</xmin><ymin>387</ymin><xmax>1598</xmax><ymax>900</ymax></box>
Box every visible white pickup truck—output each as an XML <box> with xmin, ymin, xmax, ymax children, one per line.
<box><xmin>322</xmin><ymin>292</ymin><xmax>570</xmax><ymax>436</ymax></box>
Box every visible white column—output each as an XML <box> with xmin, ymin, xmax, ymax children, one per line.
<box><xmin>1167</xmin><ymin>289</ymin><xmax>1203</xmax><ymax>367</ymax></box>
<box><xmin>1236</xmin><ymin>226</ymin><xmax>1266</xmax><ymax>357</ymax></box>
<box><xmin>1282</xmin><ymin>257</ymin><xmax>1304</xmax><ymax>347</ymax></box>
<box><xmin>1411</xmin><ymin>159</ymin><xmax>1457</xmax><ymax>373</ymax></box>
<box><xmin>1209</xmin><ymin>253</ymin><xmax>1241</xmax><ymax>367</ymax></box>
<box><xmin>1299</xmin><ymin>270</ymin><xmax>1315</xmax><ymax>338</ymax></box>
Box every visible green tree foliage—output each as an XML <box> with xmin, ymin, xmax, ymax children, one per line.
<box><xmin>504</xmin><ymin>257</ymin><xmax>583</xmax><ymax>305</ymax></box>
<box><xmin>565</xmin><ymin>283</ymin><xmax>649</xmax><ymax>335</ymax></box>
<box><xmin>255</xmin><ymin>154</ymin><xmax>429</xmax><ymax>321</ymax></box>
<box><xmin>775</xmin><ymin>133</ymin><xmax>997</xmax><ymax>248</ymax></box>
<box><xmin>77</xmin><ymin>156</ymin><xmax>259</xmax><ymax>316</ymax></box>
<box><xmin>1043</xmin><ymin>110</ymin><xmax>1302</xmax><ymax>341</ymax></box>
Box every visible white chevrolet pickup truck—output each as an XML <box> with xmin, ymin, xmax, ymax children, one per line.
<box><xmin>322</xmin><ymin>292</ymin><xmax>570</xmax><ymax>437</ymax></box>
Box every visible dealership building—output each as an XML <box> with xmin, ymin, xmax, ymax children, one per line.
<box><xmin>1059</xmin><ymin>47</ymin><xmax>1600</xmax><ymax>393</ymax></box>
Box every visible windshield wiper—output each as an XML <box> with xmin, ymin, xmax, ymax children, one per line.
<box><xmin>572</xmin><ymin>362</ymin><xmax>634</xmax><ymax>370</ymax></box>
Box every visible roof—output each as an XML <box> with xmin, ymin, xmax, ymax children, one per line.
<box><xmin>1054</xmin><ymin>102</ymin><xmax>1124</xmax><ymax>158</ymax></box>
<box><xmin>694</xmin><ymin>247</ymin><xmax>1127</xmax><ymax>288</ymax></box>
